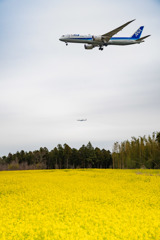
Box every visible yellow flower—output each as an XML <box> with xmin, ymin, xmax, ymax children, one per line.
<box><xmin>0</xmin><ymin>169</ymin><xmax>159</xmax><ymax>239</ymax></box>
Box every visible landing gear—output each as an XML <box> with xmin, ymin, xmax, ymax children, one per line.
<box><xmin>99</xmin><ymin>46</ymin><xmax>103</xmax><ymax>51</ymax></box>
<box><xmin>65</xmin><ymin>42</ymin><xmax>68</xmax><ymax>46</ymax></box>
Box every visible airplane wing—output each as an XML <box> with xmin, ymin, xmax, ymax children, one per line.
<box><xmin>102</xmin><ymin>19</ymin><xmax>135</xmax><ymax>42</ymax></box>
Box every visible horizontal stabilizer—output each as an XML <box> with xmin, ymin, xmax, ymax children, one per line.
<box><xmin>136</xmin><ymin>35</ymin><xmax>151</xmax><ymax>41</ymax></box>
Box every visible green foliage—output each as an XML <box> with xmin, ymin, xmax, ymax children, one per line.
<box><xmin>8</xmin><ymin>161</ymin><xmax>19</xmax><ymax>170</ymax></box>
<box><xmin>0</xmin><ymin>142</ymin><xmax>112</xmax><ymax>170</ymax></box>
<box><xmin>1</xmin><ymin>131</ymin><xmax>159</xmax><ymax>170</ymax></box>
<box><xmin>112</xmin><ymin>132</ymin><xmax>160</xmax><ymax>169</ymax></box>
<box><xmin>156</xmin><ymin>132</ymin><xmax>160</xmax><ymax>144</ymax></box>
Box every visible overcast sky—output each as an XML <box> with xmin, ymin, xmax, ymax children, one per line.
<box><xmin>0</xmin><ymin>0</ymin><xmax>160</xmax><ymax>156</ymax></box>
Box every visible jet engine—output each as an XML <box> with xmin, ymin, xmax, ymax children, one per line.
<box><xmin>84</xmin><ymin>44</ymin><xmax>94</xmax><ymax>50</ymax></box>
<box><xmin>92</xmin><ymin>35</ymin><xmax>102</xmax><ymax>42</ymax></box>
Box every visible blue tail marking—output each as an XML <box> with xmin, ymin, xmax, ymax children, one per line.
<box><xmin>131</xmin><ymin>26</ymin><xmax>144</xmax><ymax>39</ymax></box>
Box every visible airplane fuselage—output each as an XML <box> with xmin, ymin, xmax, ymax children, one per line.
<box><xmin>59</xmin><ymin>34</ymin><xmax>139</xmax><ymax>46</ymax></box>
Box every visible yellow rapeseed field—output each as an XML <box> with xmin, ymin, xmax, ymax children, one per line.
<box><xmin>0</xmin><ymin>169</ymin><xmax>160</xmax><ymax>240</ymax></box>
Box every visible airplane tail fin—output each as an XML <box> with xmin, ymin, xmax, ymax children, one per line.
<box><xmin>131</xmin><ymin>26</ymin><xmax>144</xmax><ymax>39</ymax></box>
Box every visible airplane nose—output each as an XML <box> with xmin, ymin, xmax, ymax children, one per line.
<box><xmin>59</xmin><ymin>36</ymin><xmax>64</xmax><ymax>41</ymax></box>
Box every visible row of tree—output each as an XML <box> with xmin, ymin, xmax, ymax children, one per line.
<box><xmin>0</xmin><ymin>142</ymin><xmax>112</xmax><ymax>170</ymax></box>
<box><xmin>112</xmin><ymin>132</ymin><xmax>160</xmax><ymax>169</ymax></box>
<box><xmin>0</xmin><ymin>132</ymin><xmax>159</xmax><ymax>170</ymax></box>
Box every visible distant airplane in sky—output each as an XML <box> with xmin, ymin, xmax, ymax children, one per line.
<box><xmin>77</xmin><ymin>119</ymin><xmax>87</xmax><ymax>122</ymax></box>
<box><xmin>59</xmin><ymin>19</ymin><xmax>150</xmax><ymax>50</ymax></box>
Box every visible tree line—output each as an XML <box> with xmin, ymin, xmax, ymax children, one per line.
<box><xmin>0</xmin><ymin>142</ymin><xmax>112</xmax><ymax>170</ymax></box>
<box><xmin>112</xmin><ymin>132</ymin><xmax>160</xmax><ymax>169</ymax></box>
<box><xmin>0</xmin><ymin>132</ymin><xmax>159</xmax><ymax>170</ymax></box>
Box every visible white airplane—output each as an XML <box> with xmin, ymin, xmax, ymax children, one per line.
<box><xmin>77</xmin><ymin>119</ymin><xmax>87</xmax><ymax>122</ymax></box>
<box><xmin>59</xmin><ymin>19</ymin><xmax>150</xmax><ymax>50</ymax></box>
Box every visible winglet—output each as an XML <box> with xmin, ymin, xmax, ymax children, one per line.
<box><xmin>130</xmin><ymin>19</ymin><xmax>136</xmax><ymax>23</ymax></box>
